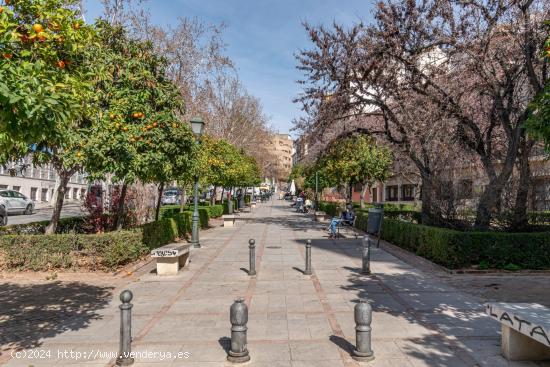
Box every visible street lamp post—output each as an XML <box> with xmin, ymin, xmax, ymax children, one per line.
<box><xmin>190</xmin><ymin>117</ymin><xmax>205</xmax><ymax>249</ymax></box>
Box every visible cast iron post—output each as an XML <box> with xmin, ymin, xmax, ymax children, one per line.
<box><xmin>116</xmin><ymin>290</ymin><xmax>134</xmax><ymax>366</ymax></box>
<box><xmin>248</xmin><ymin>239</ymin><xmax>256</xmax><ymax>276</ymax></box>
<box><xmin>227</xmin><ymin>298</ymin><xmax>250</xmax><ymax>363</ymax></box>
<box><xmin>362</xmin><ymin>235</ymin><xmax>371</xmax><ymax>275</ymax></box>
<box><xmin>352</xmin><ymin>300</ymin><xmax>375</xmax><ymax>362</ymax></box>
<box><xmin>304</xmin><ymin>239</ymin><xmax>312</xmax><ymax>275</ymax></box>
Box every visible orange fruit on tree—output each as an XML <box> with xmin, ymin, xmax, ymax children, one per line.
<box><xmin>33</xmin><ymin>24</ymin><xmax>44</xmax><ymax>33</ymax></box>
<box><xmin>123</xmin><ymin>126</ymin><xmax>128</xmax><ymax>132</ymax></box>
<box><xmin>2</xmin><ymin>53</ymin><xmax>13</xmax><ymax>59</ymax></box>
<box><xmin>132</xmin><ymin>112</ymin><xmax>139</xmax><ymax>118</ymax></box>
<box><xmin>115</xmin><ymin>123</ymin><xmax>120</xmax><ymax>129</ymax></box>
<box><xmin>109</xmin><ymin>113</ymin><xmax>115</xmax><ymax>119</ymax></box>
<box><xmin>153</xmin><ymin>122</ymin><xmax>158</xmax><ymax>128</ymax></box>
<box><xmin>57</xmin><ymin>60</ymin><xmax>66</xmax><ymax>69</ymax></box>
<box><xmin>0</xmin><ymin>7</ymin><xmax>4</xmax><ymax>14</ymax></box>
<box><xmin>37</xmin><ymin>32</ymin><xmax>46</xmax><ymax>42</ymax></box>
<box><xmin>73</xmin><ymin>22</ymin><xmax>81</xmax><ymax>30</ymax></box>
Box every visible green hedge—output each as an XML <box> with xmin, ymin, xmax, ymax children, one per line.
<box><xmin>0</xmin><ymin>211</ymin><xmax>198</xmax><ymax>271</ymax></box>
<box><xmin>207</xmin><ymin>204</ymin><xmax>223</xmax><ymax>218</ymax></box>
<box><xmin>0</xmin><ymin>216</ymin><xmax>89</xmax><ymax>234</ymax></box>
<box><xmin>0</xmin><ymin>230</ymin><xmax>147</xmax><ymax>271</ymax></box>
<box><xmin>142</xmin><ymin>218</ymin><xmax>179</xmax><ymax>249</ymax></box>
<box><xmin>355</xmin><ymin>217</ymin><xmax>550</xmax><ymax>270</ymax></box>
<box><xmin>318</xmin><ymin>202</ymin><xmax>339</xmax><ymax>217</ymax></box>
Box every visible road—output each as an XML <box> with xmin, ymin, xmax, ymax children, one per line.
<box><xmin>6</xmin><ymin>205</ymin><xmax>87</xmax><ymax>225</ymax></box>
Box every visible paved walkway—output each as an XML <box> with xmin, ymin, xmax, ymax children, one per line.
<box><xmin>1</xmin><ymin>200</ymin><xmax>545</xmax><ymax>366</ymax></box>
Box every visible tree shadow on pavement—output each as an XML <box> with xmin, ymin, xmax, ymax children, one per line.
<box><xmin>0</xmin><ymin>281</ymin><xmax>113</xmax><ymax>355</ymax></box>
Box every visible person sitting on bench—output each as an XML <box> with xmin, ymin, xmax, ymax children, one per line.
<box><xmin>328</xmin><ymin>206</ymin><xmax>354</xmax><ymax>237</ymax></box>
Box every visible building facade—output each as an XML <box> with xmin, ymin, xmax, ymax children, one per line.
<box><xmin>0</xmin><ymin>157</ymin><xmax>89</xmax><ymax>205</ymax></box>
<box><xmin>270</xmin><ymin>133</ymin><xmax>294</xmax><ymax>185</ymax></box>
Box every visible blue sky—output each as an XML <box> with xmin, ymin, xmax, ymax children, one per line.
<box><xmin>83</xmin><ymin>0</ymin><xmax>375</xmax><ymax>136</ymax></box>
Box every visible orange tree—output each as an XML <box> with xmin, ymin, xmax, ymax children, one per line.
<box><xmin>83</xmin><ymin>23</ymin><xmax>196</xmax><ymax>226</ymax></box>
<box><xmin>0</xmin><ymin>0</ymin><xmax>96</xmax><ymax>150</ymax></box>
<box><xmin>0</xmin><ymin>0</ymin><xmax>103</xmax><ymax>233</ymax></box>
<box><xmin>318</xmin><ymin>135</ymin><xmax>392</xmax><ymax>207</ymax></box>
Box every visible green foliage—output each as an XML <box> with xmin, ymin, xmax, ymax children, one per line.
<box><xmin>319</xmin><ymin>135</ymin><xmax>393</xmax><ymax>189</ymax></box>
<box><xmin>0</xmin><ymin>216</ymin><xmax>87</xmax><ymax>234</ymax></box>
<box><xmin>141</xmin><ymin>218</ymin><xmax>178</xmax><ymax>249</ymax></box>
<box><xmin>198</xmin><ymin>208</ymin><xmax>209</xmax><ymax>229</ymax></box>
<box><xmin>0</xmin><ymin>0</ymin><xmax>99</xmax><ymax>150</ymax></box>
<box><xmin>355</xmin><ymin>218</ymin><xmax>550</xmax><ymax>269</ymax></box>
<box><xmin>0</xmin><ymin>230</ymin><xmax>147</xmax><ymax>271</ymax></box>
<box><xmin>318</xmin><ymin>202</ymin><xmax>339</xmax><ymax>217</ymax></box>
<box><xmin>207</xmin><ymin>204</ymin><xmax>223</xmax><ymax>218</ymax></box>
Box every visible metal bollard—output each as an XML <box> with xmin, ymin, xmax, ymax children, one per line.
<box><xmin>304</xmin><ymin>239</ymin><xmax>312</xmax><ymax>275</ymax></box>
<box><xmin>361</xmin><ymin>235</ymin><xmax>371</xmax><ymax>275</ymax></box>
<box><xmin>227</xmin><ymin>298</ymin><xmax>250</xmax><ymax>363</ymax></box>
<box><xmin>248</xmin><ymin>239</ymin><xmax>256</xmax><ymax>276</ymax></box>
<box><xmin>116</xmin><ymin>290</ymin><xmax>134</xmax><ymax>366</ymax></box>
<box><xmin>352</xmin><ymin>300</ymin><xmax>375</xmax><ymax>362</ymax></box>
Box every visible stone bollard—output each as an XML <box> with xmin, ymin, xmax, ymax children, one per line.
<box><xmin>227</xmin><ymin>298</ymin><xmax>250</xmax><ymax>363</ymax></box>
<box><xmin>352</xmin><ymin>300</ymin><xmax>375</xmax><ymax>362</ymax></box>
<box><xmin>116</xmin><ymin>290</ymin><xmax>134</xmax><ymax>366</ymax></box>
<box><xmin>248</xmin><ymin>239</ymin><xmax>256</xmax><ymax>276</ymax></box>
<box><xmin>304</xmin><ymin>239</ymin><xmax>312</xmax><ymax>275</ymax></box>
<box><xmin>361</xmin><ymin>235</ymin><xmax>372</xmax><ymax>275</ymax></box>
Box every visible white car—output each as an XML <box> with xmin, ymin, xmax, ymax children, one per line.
<box><xmin>0</xmin><ymin>190</ymin><xmax>35</xmax><ymax>215</ymax></box>
<box><xmin>161</xmin><ymin>190</ymin><xmax>181</xmax><ymax>205</ymax></box>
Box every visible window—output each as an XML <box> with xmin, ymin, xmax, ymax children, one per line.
<box><xmin>12</xmin><ymin>186</ymin><xmax>21</xmax><ymax>192</ymax></box>
<box><xmin>457</xmin><ymin>179</ymin><xmax>473</xmax><ymax>199</ymax></box>
<box><xmin>401</xmin><ymin>185</ymin><xmax>415</xmax><ymax>201</ymax></box>
<box><xmin>0</xmin><ymin>185</ymin><xmax>7</xmax><ymax>190</ymax></box>
<box><xmin>73</xmin><ymin>188</ymin><xmax>79</xmax><ymax>200</ymax></box>
<box><xmin>372</xmin><ymin>187</ymin><xmax>378</xmax><ymax>202</ymax></box>
<box><xmin>385</xmin><ymin>185</ymin><xmax>398</xmax><ymax>201</ymax></box>
<box><xmin>41</xmin><ymin>188</ymin><xmax>48</xmax><ymax>202</ymax></box>
<box><xmin>30</xmin><ymin>188</ymin><xmax>38</xmax><ymax>201</ymax></box>
<box><xmin>0</xmin><ymin>191</ymin><xmax>8</xmax><ymax>197</ymax></box>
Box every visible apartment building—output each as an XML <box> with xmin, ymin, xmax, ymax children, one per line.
<box><xmin>270</xmin><ymin>133</ymin><xmax>294</xmax><ymax>185</ymax></box>
<box><xmin>0</xmin><ymin>157</ymin><xmax>89</xmax><ymax>204</ymax></box>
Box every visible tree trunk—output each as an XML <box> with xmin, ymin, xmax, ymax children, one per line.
<box><xmin>420</xmin><ymin>173</ymin><xmax>437</xmax><ymax>226</ymax></box>
<box><xmin>221</xmin><ymin>188</ymin><xmax>225</xmax><ymax>203</ymax></box>
<box><xmin>360</xmin><ymin>183</ymin><xmax>369</xmax><ymax>209</ymax></box>
<box><xmin>348</xmin><ymin>180</ymin><xmax>353</xmax><ymax>204</ymax></box>
<box><xmin>114</xmin><ymin>182</ymin><xmax>128</xmax><ymax>230</ymax></box>
<box><xmin>511</xmin><ymin>138</ymin><xmax>533</xmax><ymax>231</ymax></box>
<box><xmin>474</xmin><ymin>174</ymin><xmax>510</xmax><ymax>229</ymax></box>
<box><xmin>179</xmin><ymin>184</ymin><xmax>186</xmax><ymax>213</ymax></box>
<box><xmin>155</xmin><ymin>182</ymin><xmax>165</xmax><ymax>221</ymax></box>
<box><xmin>211</xmin><ymin>186</ymin><xmax>217</xmax><ymax>206</ymax></box>
<box><xmin>45</xmin><ymin>172</ymin><xmax>70</xmax><ymax>234</ymax></box>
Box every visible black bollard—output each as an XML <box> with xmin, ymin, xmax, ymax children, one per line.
<box><xmin>116</xmin><ymin>290</ymin><xmax>134</xmax><ymax>366</ymax></box>
<box><xmin>304</xmin><ymin>239</ymin><xmax>312</xmax><ymax>275</ymax></box>
<box><xmin>248</xmin><ymin>239</ymin><xmax>256</xmax><ymax>276</ymax></box>
<box><xmin>361</xmin><ymin>235</ymin><xmax>371</xmax><ymax>275</ymax></box>
<box><xmin>227</xmin><ymin>298</ymin><xmax>250</xmax><ymax>363</ymax></box>
<box><xmin>352</xmin><ymin>300</ymin><xmax>375</xmax><ymax>362</ymax></box>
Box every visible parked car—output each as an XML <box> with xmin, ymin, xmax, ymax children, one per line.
<box><xmin>161</xmin><ymin>190</ymin><xmax>181</xmax><ymax>205</ymax></box>
<box><xmin>0</xmin><ymin>190</ymin><xmax>35</xmax><ymax>215</ymax></box>
<box><xmin>0</xmin><ymin>205</ymin><xmax>7</xmax><ymax>226</ymax></box>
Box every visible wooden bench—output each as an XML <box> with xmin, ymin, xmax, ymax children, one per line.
<box><xmin>151</xmin><ymin>244</ymin><xmax>190</xmax><ymax>276</ymax></box>
<box><xmin>486</xmin><ymin>302</ymin><xmax>550</xmax><ymax>361</ymax></box>
<box><xmin>223</xmin><ymin>214</ymin><xmax>237</xmax><ymax>227</ymax></box>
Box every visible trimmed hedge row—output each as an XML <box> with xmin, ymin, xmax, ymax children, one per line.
<box><xmin>0</xmin><ymin>211</ymin><xmax>198</xmax><ymax>271</ymax></box>
<box><xmin>0</xmin><ymin>230</ymin><xmax>147</xmax><ymax>271</ymax></box>
<box><xmin>355</xmin><ymin>214</ymin><xmax>550</xmax><ymax>269</ymax></box>
<box><xmin>161</xmin><ymin>204</ymin><xmax>222</xmax><ymax>220</ymax></box>
<box><xmin>0</xmin><ymin>216</ymin><xmax>89</xmax><ymax>235</ymax></box>
<box><xmin>318</xmin><ymin>202</ymin><xmax>339</xmax><ymax>217</ymax></box>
